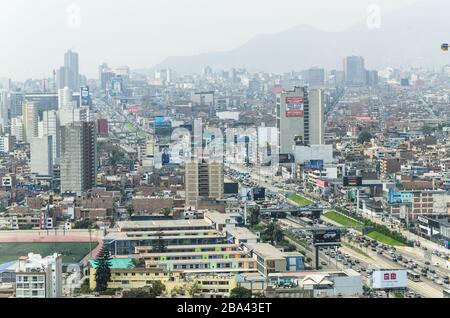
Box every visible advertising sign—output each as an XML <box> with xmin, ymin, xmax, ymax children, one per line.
<box><xmin>343</xmin><ymin>176</ymin><xmax>363</xmax><ymax>187</ymax></box>
<box><xmin>372</xmin><ymin>270</ymin><xmax>407</xmax><ymax>289</ymax></box>
<box><xmin>80</xmin><ymin>86</ymin><xmax>91</xmax><ymax>106</ymax></box>
<box><xmin>252</xmin><ymin>187</ymin><xmax>266</xmax><ymax>201</ymax></box>
<box><xmin>285</xmin><ymin>97</ymin><xmax>305</xmax><ymax>117</ymax></box>
<box><xmin>313</xmin><ymin>230</ymin><xmax>341</xmax><ymax>246</ymax></box>
<box><xmin>154</xmin><ymin>116</ymin><xmax>172</xmax><ymax>127</ymax></box>
<box><xmin>304</xmin><ymin>160</ymin><xmax>324</xmax><ymax>171</ymax></box>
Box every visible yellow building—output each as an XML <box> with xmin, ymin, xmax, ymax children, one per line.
<box><xmin>88</xmin><ymin>258</ymin><xmax>238</xmax><ymax>297</ymax></box>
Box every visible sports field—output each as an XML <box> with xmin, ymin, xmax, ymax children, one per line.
<box><xmin>0</xmin><ymin>242</ymin><xmax>98</xmax><ymax>264</ymax></box>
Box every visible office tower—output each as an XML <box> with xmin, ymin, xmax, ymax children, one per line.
<box><xmin>30</xmin><ymin>136</ymin><xmax>53</xmax><ymax>176</ymax></box>
<box><xmin>15</xmin><ymin>253</ymin><xmax>62</xmax><ymax>298</ymax></box>
<box><xmin>308</xmin><ymin>67</ymin><xmax>325</xmax><ymax>88</ymax></box>
<box><xmin>56</xmin><ymin>66</ymin><xmax>67</xmax><ymax>90</ymax></box>
<box><xmin>0</xmin><ymin>91</ymin><xmax>9</xmax><ymax>132</ymax></box>
<box><xmin>344</xmin><ymin>56</ymin><xmax>366</xmax><ymax>86</ymax></box>
<box><xmin>64</xmin><ymin>50</ymin><xmax>79</xmax><ymax>91</ymax></box>
<box><xmin>366</xmin><ymin>70</ymin><xmax>379</xmax><ymax>86</ymax></box>
<box><xmin>22</xmin><ymin>102</ymin><xmax>38</xmax><ymax>143</ymax></box>
<box><xmin>60</xmin><ymin>122</ymin><xmax>96</xmax><ymax>195</ymax></box>
<box><xmin>277</xmin><ymin>86</ymin><xmax>324</xmax><ymax>155</ymax></box>
<box><xmin>42</xmin><ymin>110</ymin><xmax>61</xmax><ymax>162</ymax></box>
<box><xmin>11</xmin><ymin>117</ymin><xmax>24</xmax><ymax>142</ymax></box>
<box><xmin>185</xmin><ymin>160</ymin><xmax>224</xmax><ymax>207</ymax></box>
<box><xmin>9</xmin><ymin>92</ymin><xmax>24</xmax><ymax>118</ymax></box>
<box><xmin>308</xmin><ymin>89</ymin><xmax>325</xmax><ymax>145</ymax></box>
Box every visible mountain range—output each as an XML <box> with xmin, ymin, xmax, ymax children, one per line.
<box><xmin>138</xmin><ymin>0</ymin><xmax>450</xmax><ymax>75</ymax></box>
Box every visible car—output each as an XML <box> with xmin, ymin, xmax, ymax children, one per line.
<box><xmin>425</xmin><ymin>261</ymin><xmax>430</xmax><ymax>266</ymax></box>
<box><xmin>321</xmin><ymin>261</ymin><xmax>328</xmax><ymax>266</ymax></box>
<box><xmin>433</xmin><ymin>262</ymin><xmax>440</xmax><ymax>267</ymax></box>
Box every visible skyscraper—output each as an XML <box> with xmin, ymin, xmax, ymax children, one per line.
<box><xmin>185</xmin><ymin>160</ymin><xmax>224</xmax><ymax>207</ymax></box>
<box><xmin>42</xmin><ymin>110</ymin><xmax>61</xmax><ymax>163</ymax></box>
<box><xmin>22</xmin><ymin>102</ymin><xmax>38</xmax><ymax>143</ymax></box>
<box><xmin>0</xmin><ymin>91</ymin><xmax>9</xmax><ymax>133</ymax></box>
<box><xmin>344</xmin><ymin>56</ymin><xmax>366</xmax><ymax>86</ymax></box>
<box><xmin>60</xmin><ymin>122</ymin><xmax>97</xmax><ymax>195</ymax></box>
<box><xmin>9</xmin><ymin>92</ymin><xmax>24</xmax><ymax>118</ymax></box>
<box><xmin>277</xmin><ymin>86</ymin><xmax>324</xmax><ymax>155</ymax></box>
<box><xmin>64</xmin><ymin>50</ymin><xmax>80</xmax><ymax>91</ymax></box>
<box><xmin>30</xmin><ymin>136</ymin><xmax>53</xmax><ymax>176</ymax></box>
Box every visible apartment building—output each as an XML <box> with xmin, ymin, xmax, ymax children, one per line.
<box><xmin>15</xmin><ymin>253</ymin><xmax>62</xmax><ymax>298</ymax></box>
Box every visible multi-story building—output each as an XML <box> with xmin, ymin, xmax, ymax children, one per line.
<box><xmin>41</xmin><ymin>110</ymin><xmax>60</xmax><ymax>162</ymax></box>
<box><xmin>22</xmin><ymin>102</ymin><xmax>38</xmax><ymax>143</ymax></box>
<box><xmin>185</xmin><ymin>161</ymin><xmax>224</xmax><ymax>207</ymax></box>
<box><xmin>15</xmin><ymin>253</ymin><xmax>62</xmax><ymax>298</ymax></box>
<box><xmin>30</xmin><ymin>136</ymin><xmax>53</xmax><ymax>177</ymax></box>
<box><xmin>60</xmin><ymin>122</ymin><xmax>97</xmax><ymax>195</ymax></box>
<box><xmin>277</xmin><ymin>87</ymin><xmax>324</xmax><ymax>155</ymax></box>
<box><xmin>0</xmin><ymin>134</ymin><xmax>15</xmax><ymax>153</ymax></box>
<box><xmin>344</xmin><ymin>56</ymin><xmax>366</xmax><ymax>86</ymax></box>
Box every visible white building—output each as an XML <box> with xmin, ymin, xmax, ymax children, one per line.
<box><xmin>15</xmin><ymin>253</ymin><xmax>62</xmax><ymax>298</ymax></box>
<box><xmin>30</xmin><ymin>135</ymin><xmax>53</xmax><ymax>176</ymax></box>
<box><xmin>0</xmin><ymin>134</ymin><xmax>15</xmax><ymax>153</ymax></box>
<box><xmin>293</xmin><ymin>144</ymin><xmax>333</xmax><ymax>165</ymax></box>
<box><xmin>11</xmin><ymin>117</ymin><xmax>24</xmax><ymax>142</ymax></box>
<box><xmin>277</xmin><ymin>87</ymin><xmax>324</xmax><ymax>155</ymax></box>
<box><xmin>42</xmin><ymin>110</ymin><xmax>61</xmax><ymax>162</ymax></box>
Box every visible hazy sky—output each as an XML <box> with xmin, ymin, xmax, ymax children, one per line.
<box><xmin>0</xmin><ymin>0</ymin><xmax>423</xmax><ymax>80</ymax></box>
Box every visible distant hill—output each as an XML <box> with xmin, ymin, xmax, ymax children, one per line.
<box><xmin>143</xmin><ymin>0</ymin><xmax>450</xmax><ymax>75</ymax></box>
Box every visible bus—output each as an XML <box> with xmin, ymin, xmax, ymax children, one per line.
<box><xmin>407</xmin><ymin>271</ymin><xmax>421</xmax><ymax>282</ymax></box>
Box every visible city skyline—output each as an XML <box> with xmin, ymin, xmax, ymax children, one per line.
<box><xmin>0</xmin><ymin>0</ymin><xmax>428</xmax><ymax>80</ymax></box>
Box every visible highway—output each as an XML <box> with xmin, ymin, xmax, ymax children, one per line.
<box><xmin>226</xmin><ymin>161</ymin><xmax>447</xmax><ymax>297</ymax></box>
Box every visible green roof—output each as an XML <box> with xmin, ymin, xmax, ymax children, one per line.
<box><xmin>89</xmin><ymin>258</ymin><xmax>135</xmax><ymax>269</ymax></box>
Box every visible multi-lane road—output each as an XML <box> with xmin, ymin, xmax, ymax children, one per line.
<box><xmin>226</xmin><ymin>162</ymin><xmax>449</xmax><ymax>298</ymax></box>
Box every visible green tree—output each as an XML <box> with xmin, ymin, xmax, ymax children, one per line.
<box><xmin>94</xmin><ymin>245</ymin><xmax>113</xmax><ymax>292</ymax></box>
<box><xmin>264</xmin><ymin>222</ymin><xmax>284</xmax><ymax>244</ymax></box>
<box><xmin>248</xmin><ymin>206</ymin><xmax>261</xmax><ymax>227</ymax></box>
<box><xmin>187</xmin><ymin>282</ymin><xmax>201</xmax><ymax>298</ymax></box>
<box><xmin>358</xmin><ymin>131</ymin><xmax>372</xmax><ymax>144</ymax></box>
<box><xmin>230</xmin><ymin>286</ymin><xmax>252</xmax><ymax>298</ymax></box>
<box><xmin>161</xmin><ymin>208</ymin><xmax>171</xmax><ymax>217</ymax></box>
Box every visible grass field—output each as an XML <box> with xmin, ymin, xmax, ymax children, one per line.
<box><xmin>325</xmin><ymin>211</ymin><xmax>405</xmax><ymax>246</ymax></box>
<box><xmin>0</xmin><ymin>242</ymin><xmax>98</xmax><ymax>264</ymax></box>
<box><xmin>324</xmin><ymin>211</ymin><xmax>363</xmax><ymax>230</ymax></box>
<box><xmin>367</xmin><ymin>232</ymin><xmax>405</xmax><ymax>246</ymax></box>
<box><xmin>287</xmin><ymin>194</ymin><xmax>313</xmax><ymax>206</ymax></box>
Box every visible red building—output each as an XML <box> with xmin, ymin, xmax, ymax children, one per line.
<box><xmin>97</xmin><ymin>118</ymin><xmax>109</xmax><ymax>136</ymax></box>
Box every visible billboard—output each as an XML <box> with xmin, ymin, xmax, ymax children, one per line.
<box><xmin>252</xmin><ymin>187</ymin><xmax>266</xmax><ymax>201</ymax></box>
<box><xmin>154</xmin><ymin>116</ymin><xmax>172</xmax><ymax>127</ymax></box>
<box><xmin>372</xmin><ymin>270</ymin><xmax>407</xmax><ymax>289</ymax></box>
<box><xmin>304</xmin><ymin>160</ymin><xmax>324</xmax><ymax>171</ymax></box>
<box><xmin>313</xmin><ymin>230</ymin><xmax>341</xmax><ymax>246</ymax></box>
<box><xmin>80</xmin><ymin>86</ymin><xmax>91</xmax><ymax>106</ymax></box>
<box><xmin>285</xmin><ymin>97</ymin><xmax>304</xmax><ymax>118</ymax></box>
<box><xmin>224</xmin><ymin>183</ymin><xmax>239</xmax><ymax>195</ymax></box>
<box><xmin>343</xmin><ymin>176</ymin><xmax>363</xmax><ymax>187</ymax></box>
